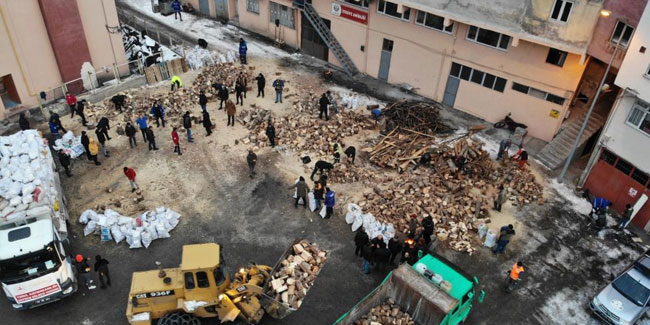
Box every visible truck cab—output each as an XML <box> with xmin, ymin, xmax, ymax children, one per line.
<box><xmin>591</xmin><ymin>250</ymin><xmax>650</xmax><ymax>325</ymax></box>
<box><xmin>0</xmin><ymin>218</ymin><xmax>76</xmax><ymax>309</ymax></box>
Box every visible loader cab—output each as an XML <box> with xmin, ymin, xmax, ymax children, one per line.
<box><xmin>180</xmin><ymin>243</ymin><xmax>231</xmax><ymax>302</ymax></box>
<box><xmin>413</xmin><ymin>254</ymin><xmax>484</xmax><ymax>325</ymax></box>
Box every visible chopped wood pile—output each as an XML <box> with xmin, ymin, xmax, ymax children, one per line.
<box><xmin>328</xmin><ymin>162</ymin><xmax>375</xmax><ymax>184</ymax></box>
<box><xmin>383</xmin><ymin>100</ymin><xmax>453</xmax><ymax>135</ymax></box>
<box><xmin>359</xmin><ymin>137</ymin><xmax>544</xmax><ymax>254</ymax></box>
<box><xmin>353</xmin><ymin>299</ymin><xmax>416</xmax><ymax>325</ymax></box>
<box><xmin>268</xmin><ymin>240</ymin><xmax>328</xmax><ymax>309</ymax></box>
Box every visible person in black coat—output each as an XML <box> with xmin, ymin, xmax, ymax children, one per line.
<box><xmin>218</xmin><ymin>85</ymin><xmax>229</xmax><ymax>110</ymax></box>
<box><xmin>95</xmin><ymin>127</ymin><xmax>110</xmax><ymax>157</ymax></box>
<box><xmin>94</xmin><ymin>255</ymin><xmax>111</xmax><ymax>289</ymax></box>
<box><xmin>183</xmin><ymin>111</ymin><xmax>194</xmax><ymax>142</ymax></box>
<box><xmin>199</xmin><ymin>91</ymin><xmax>208</xmax><ymax>113</ymax></box>
<box><xmin>202</xmin><ymin>111</ymin><xmax>213</xmax><ymax>136</ymax></box>
<box><xmin>421</xmin><ymin>215</ymin><xmax>434</xmax><ymax>245</ymax></box>
<box><xmin>18</xmin><ymin>113</ymin><xmax>30</xmax><ymax>130</ymax></box>
<box><xmin>354</xmin><ymin>228</ymin><xmax>369</xmax><ymax>257</ymax></box>
<box><xmin>97</xmin><ymin>117</ymin><xmax>111</xmax><ymax>140</ymax></box>
<box><xmin>256</xmin><ymin>73</ymin><xmax>265</xmax><ymax>98</ymax></box>
<box><xmin>345</xmin><ymin>146</ymin><xmax>356</xmax><ymax>164</ymax></box>
<box><xmin>145</xmin><ymin>126</ymin><xmax>159</xmax><ymax>150</ymax></box>
<box><xmin>374</xmin><ymin>246</ymin><xmax>391</xmax><ymax>273</ymax></box>
<box><xmin>58</xmin><ymin>150</ymin><xmax>72</xmax><ymax>177</ymax></box>
<box><xmin>388</xmin><ymin>236</ymin><xmax>403</xmax><ymax>265</ymax></box>
<box><xmin>125</xmin><ymin>122</ymin><xmax>137</xmax><ymax>148</ymax></box>
<box><xmin>370</xmin><ymin>235</ymin><xmax>386</xmax><ymax>251</ymax></box>
<box><xmin>76</xmin><ymin>101</ymin><xmax>88</xmax><ymax>126</ymax></box>
<box><xmin>266</xmin><ymin>121</ymin><xmax>276</xmax><ymax>147</ymax></box>
<box><xmin>310</xmin><ymin>160</ymin><xmax>334</xmax><ymax>181</ymax></box>
<box><xmin>111</xmin><ymin>94</ymin><xmax>126</xmax><ymax>112</ymax></box>
<box><xmin>319</xmin><ymin>92</ymin><xmax>331</xmax><ymax>121</ymax></box>
<box><xmin>80</xmin><ymin>131</ymin><xmax>91</xmax><ymax>160</ymax></box>
<box><xmin>361</xmin><ymin>243</ymin><xmax>373</xmax><ymax>274</ymax></box>
<box><xmin>235</xmin><ymin>80</ymin><xmax>245</xmax><ymax>106</ymax></box>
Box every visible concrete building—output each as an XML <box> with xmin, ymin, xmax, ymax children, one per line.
<box><xmin>226</xmin><ymin>0</ymin><xmax>608</xmax><ymax>142</ymax></box>
<box><xmin>0</xmin><ymin>0</ymin><xmax>127</xmax><ymax>120</ymax></box>
<box><xmin>582</xmin><ymin>2</ymin><xmax>650</xmax><ymax>229</ymax></box>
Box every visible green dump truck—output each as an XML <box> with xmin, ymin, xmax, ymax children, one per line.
<box><xmin>334</xmin><ymin>254</ymin><xmax>484</xmax><ymax>325</ymax></box>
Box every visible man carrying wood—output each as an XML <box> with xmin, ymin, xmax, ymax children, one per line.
<box><xmin>493</xmin><ymin>224</ymin><xmax>515</xmax><ymax>255</ymax></box>
<box><xmin>310</xmin><ymin>160</ymin><xmax>334</xmax><ymax>181</ymax></box>
<box><xmin>289</xmin><ymin>176</ymin><xmax>310</xmax><ymax>209</ymax></box>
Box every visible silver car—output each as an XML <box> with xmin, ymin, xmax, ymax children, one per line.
<box><xmin>591</xmin><ymin>252</ymin><xmax>650</xmax><ymax>325</ymax></box>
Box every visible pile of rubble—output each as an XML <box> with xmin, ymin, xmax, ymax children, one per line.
<box><xmin>353</xmin><ymin>299</ymin><xmax>416</xmax><ymax>325</ymax></box>
<box><xmin>383</xmin><ymin>100</ymin><xmax>453</xmax><ymax>135</ymax></box>
<box><xmin>267</xmin><ymin>240</ymin><xmax>328</xmax><ymax>309</ymax></box>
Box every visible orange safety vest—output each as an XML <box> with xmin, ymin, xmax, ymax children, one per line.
<box><xmin>510</xmin><ymin>263</ymin><xmax>524</xmax><ymax>280</ymax></box>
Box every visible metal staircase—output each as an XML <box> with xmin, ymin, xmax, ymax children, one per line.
<box><xmin>293</xmin><ymin>1</ymin><xmax>359</xmax><ymax>76</ymax></box>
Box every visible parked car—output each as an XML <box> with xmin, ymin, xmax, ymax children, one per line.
<box><xmin>590</xmin><ymin>250</ymin><xmax>650</xmax><ymax>324</ymax></box>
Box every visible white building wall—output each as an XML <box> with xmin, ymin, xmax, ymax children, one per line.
<box><xmin>615</xmin><ymin>3</ymin><xmax>650</xmax><ymax>104</ymax></box>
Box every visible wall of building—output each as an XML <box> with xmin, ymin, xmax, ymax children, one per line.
<box><xmin>615</xmin><ymin>4</ymin><xmax>650</xmax><ymax>104</ymax></box>
<box><xmin>587</xmin><ymin>0</ymin><xmax>647</xmax><ymax>69</ymax></box>
<box><xmin>237</xmin><ymin>0</ymin><xmax>299</xmax><ymax>48</ymax></box>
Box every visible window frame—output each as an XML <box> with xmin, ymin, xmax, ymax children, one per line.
<box><xmin>466</xmin><ymin>25</ymin><xmax>511</xmax><ymax>51</ymax></box>
<box><xmin>246</xmin><ymin>0</ymin><xmax>260</xmax><ymax>14</ymax></box>
<box><xmin>377</xmin><ymin>0</ymin><xmax>411</xmax><ymax>22</ymax></box>
<box><xmin>511</xmin><ymin>82</ymin><xmax>565</xmax><ymax>106</ymax></box>
<box><xmin>610</xmin><ymin>20</ymin><xmax>635</xmax><ymax>48</ymax></box>
<box><xmin>196</xmin><ymin>271</ymin><xmax>210</xmax><ymax>288</ymax></box>
<box><xmin>270</xmin><ymin>2</ymin><xmax>295</xmax><ymax>29</ymax></box>
<box><xmin>340</xmin><ymin>0</ymin><xmax>369</xmax><ymax>9</ymax></box>
<box><xmin>546</xmin><ymin>48</ymin><xmax>568</xmax><ymax>67</ymax></box>
<box><xmin>549</xmin><ymin>0</ymin><xmax>573</xmax><ymax>23</ymax></box>
<box><xmin>626</xmin><ymin>99</ymin><xmax>650</xmax><ymax>137</ymax></box>
<box><xmin>415</xmin><ymin>10</ymin><xmax>453</xmax><ymax>34</ymax></box>
<box><xmin>449</xmin><ymin>62</ymin><xmax>507</xmax><ymax>93</ymax></box>
<box><xmin>184</xmin><ymin>272</ymin><xmax>196</xmax><ymax>289</ymax></box>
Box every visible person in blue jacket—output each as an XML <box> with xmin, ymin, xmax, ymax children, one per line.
<box><xmin>172</xmin><ymin>0</ymin><xmax>182</xmax><ymax>21</ymax></box>
<box><xmin>239</xmin><ymin>38</ymin><xmax>248</xmax><ymax>64</ymax></box>
<box><xmin>136</xmin><ymin>113</ymin><xmax>149</xmax><ymax>143</ymax></box>
<box><xmin>151</xmin><ymin>100</ymin><xmax>166</xmax><ymax>128</ymax></box>
<box><xmin>324</xmin><ymin>187</ymin><xmax>336</xmax><ymax>219</ymax></box>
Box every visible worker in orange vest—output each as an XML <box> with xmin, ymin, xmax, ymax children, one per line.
<box><xmin>506</xmin><ymin>261</ymin><xmax>525</xmax><ymax>293</ymax></box>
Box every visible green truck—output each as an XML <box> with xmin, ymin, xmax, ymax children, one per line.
<box><xmin>334</xmin><ymin>254</ymin><xmax>484</xmax><ymax>325</ymax></box>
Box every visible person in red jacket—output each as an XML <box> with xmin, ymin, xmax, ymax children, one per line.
<box><xmin>123</xmin><ymin>167</ymin><xmax>139</xmax><ymax>192</ymax></box>
<box><xmin>65</xmin><ymin>92</ymin><xmax>77</xmax><ymax>118</ymax></box>
<box><xmin>171</xmin><ymin>127</ymin><xmax>182</xmax><ymax>155</ymax></box>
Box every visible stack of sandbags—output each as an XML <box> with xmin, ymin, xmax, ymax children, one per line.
<box><xmin>79</xmin><ymin>207</ymin><xmax>180</xmax><ymax>248</ymax></box>
<box><xmin>0</xmin><ymin>130</ymin><xmax>58</xmax><ymax>221</ymax></box>
<box><xmin>345</xmin><ymin>203</ymin><xmax>395</xmax><ymax>246</ymax></box>
<box><xmin>353</xmin><ymin>299</ymin><xmax>416</xmax><ymax>325</ymax></box>
<box><xmin>267</xmin><ymin>240</ymin><xmax>328</xmax><ymax>309</ymax></box>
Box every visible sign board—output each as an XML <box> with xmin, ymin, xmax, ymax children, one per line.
<box><xmin>549</xmin><ymin>109</ymin><xmax>560</xmax><ymax>119</ymax></box>
<box><xmin>100</xmin><ymin>227</ymin><xmax>112</xmax><ymax>241</ymax></box>
<box><xmin>629</xmin><ymin>187</ymin><xmax>639</xmax><ymax>198</ymax></box>
<box><xmin>15</xmin><ymin>283</ymin><xmax>61</xmax><ymax>303</ymax></box>
<box><xmin>331</xmin><ymin>2</ymin><xmax>368</xmax><ymax>25</ymax></box>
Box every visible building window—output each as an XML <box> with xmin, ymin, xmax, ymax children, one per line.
<box><xmin>599</xmin><ymin>150</ymin><xmax>617</xmax><ymax>166</ymax></box>
<box><xmin>511</xmin><ymin>82</ymin><xmax>566</xmax><ymax>105</ymax></box>
<box><xmin>546</xmin><ymin>48</ymin><xmax>568</xmax><ymax>67</ymax></box>
<box><xmin>378</xmin><ymin>0</ymin><xmax>410</xmax><ymax>21</ymax></box>
<box><xmin>450</xmin><ymin>62</ymin><xmax>507</xmax><ymax>93</ymax></box>
<box><xmin>611</xmin><ymin>20</ymin><xmax>634</xmax><ymax>47</ymax></box>
<box><xmin>270</xmin><ymin>2</ymin><xmax>295</xmax><ymax>29</ymax></box>
<box><xmin>382</xmin><ymin>39</ymin><xmax>394</xmax><ymax>52</ymax></box>
<box><xmin>631</xmin><ymin>169</ymin><xmax>649</xmax><ymax>186</ymax></box>
<box><xmin>246</xmin><ymin>0</ymin><xmax>259</xmax><ymax>14</ymax></box>
<box><xmin>341</xmin><ymin>0</ymin><xmax>369</xmax><ymax>9</ymax></box>
<box><xmin>550</xmin><ymin>0</ymin><xmax>573</xmax><ymax>23</ymax></box>
<box><xmin>466</xmin><ymin>25</ymin><xmax>511</xmax><ymax>50</ymax></box>
<box><xmin>415</xmin><ymin>11</ymin><xmax>452</xmax><ymax>33</ymax></box>
<box><xmin>627</xmin><ymin>98</ymin><xmax>650</xmax><ymax>136</ymax></box>
<box><xmin>615</xmin><ymin>159</ymin><xmax>634</xmax><ymax>176</ymax></box>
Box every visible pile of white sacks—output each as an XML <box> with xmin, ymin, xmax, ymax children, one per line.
<box><xmin>79</xmin><ymin>207</ymin><xmax>180</xmax><ymax>249</ymax></box>
<box><xmin>345</xmin><ymin>203</ymin><xmax>395</xmax><ymax>245</ymax></box>
<box><xmin>183</xmin><ymin>45</ymin><xmax>237</xmax><ymax>70</ymax></box>
<box><xmin>0</xmin><ymin>130</ymin><xmax>58</xmax><ymax>221</ymax></box>
<box><xmin>52</xmin><ymin>131</ymin><xmax>85</xmax><ymax>159</ymax></box>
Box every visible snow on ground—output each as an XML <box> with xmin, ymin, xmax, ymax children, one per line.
<box><xmin>123</xmin><ymin>0</ymin><xmax>292</xmax><ymax>59</ymax></box>
<box><xmin>328</xmin><ymin>85</ymin><xmax>386</xmax><ymax>111</ymax></box>
<box><xmin>549</xmin><ymin>179</ymin><xmax>592</xmax><ymax>215</ymax></box>
<box><xmin>536</xmin><ymin>287</ymin><xmax>599</xmax><ymax>324</ymax></box>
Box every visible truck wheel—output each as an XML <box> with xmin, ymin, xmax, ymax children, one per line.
<box><xmin>158</xmin><ymin>312</ymin><xmax>200</xmax><ymax>325</ymax></box>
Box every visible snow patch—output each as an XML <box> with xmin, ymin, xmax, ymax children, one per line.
<box><xmin>549</xmin><ymin>179</ymin><xmax>592</xmax><ymax>215</ymax></box>
<box><xmin>538</xmin><ymin>287</ymin><xmax>594</xmax><ymax>324</ymax></box>
<box><xmin>184</xmin><ymin>300</ymin><xmax>208</xmax><ymax>312</ymax></box>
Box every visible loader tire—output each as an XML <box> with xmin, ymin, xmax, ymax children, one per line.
<box><xmin>158</xmin><ymin>312</ymin><xmax>200</xmax><ymax>325</ymax></box>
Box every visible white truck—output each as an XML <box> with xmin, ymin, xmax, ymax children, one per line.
<box><xmin>0</xmin><ymin>130</ymin><xmax>77</xmax><ymax>309</ymax></box>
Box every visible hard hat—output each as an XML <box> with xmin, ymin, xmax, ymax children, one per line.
<box><xmin>75</xmin><ymin>254</ymin><xmax>83</xmax><ymax>263</ymax></box>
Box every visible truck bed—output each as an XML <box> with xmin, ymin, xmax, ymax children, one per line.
<box><xmin>334</xmin><ymin>265</ymin><xmax>458</xmax><ymax>325</ymax></box>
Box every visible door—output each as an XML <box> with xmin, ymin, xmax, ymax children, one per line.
<box><xmin>199</xmin><ymin>0</ymin><xmax>210</xmax><ymax>15</ymax></box>
<box><xmin>214</xmin><ymin>0</ymin><xmax>228</xmax><ymax>19</ymax></box>
<box><xmin>443</xmin><ymin>76</ymin><xmax>460</xmax><ymax>107</ymax></box>
<box><xmin>378</xmin><ymin>39</ymin><xmax>393</xmax><ymax>81</ymax></box>
<box><xmin>300</xmin><ymin>13</ymin><xmax>329</xmax><ymax>61</ymax></box>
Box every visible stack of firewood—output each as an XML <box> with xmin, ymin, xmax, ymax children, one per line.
<box><xmin>267</xmin><ymin>240</ymin><xmax>328</xmax><ymax>309</ymax></box>
<box><xmin>353</xmin><ymin>299</ymin><xmax>415</xmax><ymax>325</ymax></box>
<box><xmin>383</xmin><ymin>100</ymin><xmax>453</xmax><ymax>135</ymax></box>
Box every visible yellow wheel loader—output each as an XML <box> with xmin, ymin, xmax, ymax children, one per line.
<box><xmin>125</xmin><ymin>242</ymin><xmax>306</xmax><ymax>324</ymax></box>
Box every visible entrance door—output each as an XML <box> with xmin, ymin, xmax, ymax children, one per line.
<box><xmin>378</xmin><ymin>39</ymin><xmax>393</xmax><ymax>81</ymax></box>
<box><xmin>300</xmin><ymin>13</ymin><xmax>329</xmax><ymax>61</ymax></box>
<box><xmin>214</xmin><ymin>0</ymin><xmax>228</xmax><ymax>19</ymax></box>
<box><xmin>199</xmin><ymin>0</ymin><xmax>210</xmax><ymax>15</ymax></box>
<box><xmin>443</xmin><ymin>76</ymin><xmax>460</xmax><ymax>107</ymax></box>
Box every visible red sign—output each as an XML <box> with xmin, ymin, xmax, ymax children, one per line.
<box><xmin>332</xmin><ymin>3</ymin><xmax>368</xmax><ymax>25</ymax></box>
<box><xmin>15</xmin><ymin>283</ymin><xmax>61</xmax><ymax>303</ymax></box>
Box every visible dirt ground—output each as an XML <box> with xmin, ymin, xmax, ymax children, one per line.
<box><xmin>2</xmin><ymin>3</ymin><xmax>649</xmax><ymax>324</ymax></box>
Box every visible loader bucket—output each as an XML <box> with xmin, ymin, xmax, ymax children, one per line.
<box><xmin>260</xmin><ymin>239</ymin><xmax>302</xmax><ymax>319</ymax></box>
<box><xmin>333</xmin><ymin>265</ymin><xmax>458</xmax><ymax>325</ymax></box>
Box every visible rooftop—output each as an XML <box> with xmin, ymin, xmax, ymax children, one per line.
<box><xmin>181</xmin><ymin>243</ymin><xmax>221</xmax><ymax>271</ymax></box>
<box><xmin>0</xmin><ymin>219</ymin><xmax>54</xmax><ymax>260</ymax></box>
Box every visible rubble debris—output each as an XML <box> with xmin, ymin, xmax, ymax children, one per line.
<box><xmin>383</xmin><ymin>100</ymin><xmax>453</xmax><ymax>135</ymax></box>
<box><xmin>353</xmin><ymin>298</ymin><xmax>416</xmax><ymax>325</ymax></box>
<box><xmin>266</xmin><ymin>240</ymin><xmax>328</xmax><ymax>310</ymax></box>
